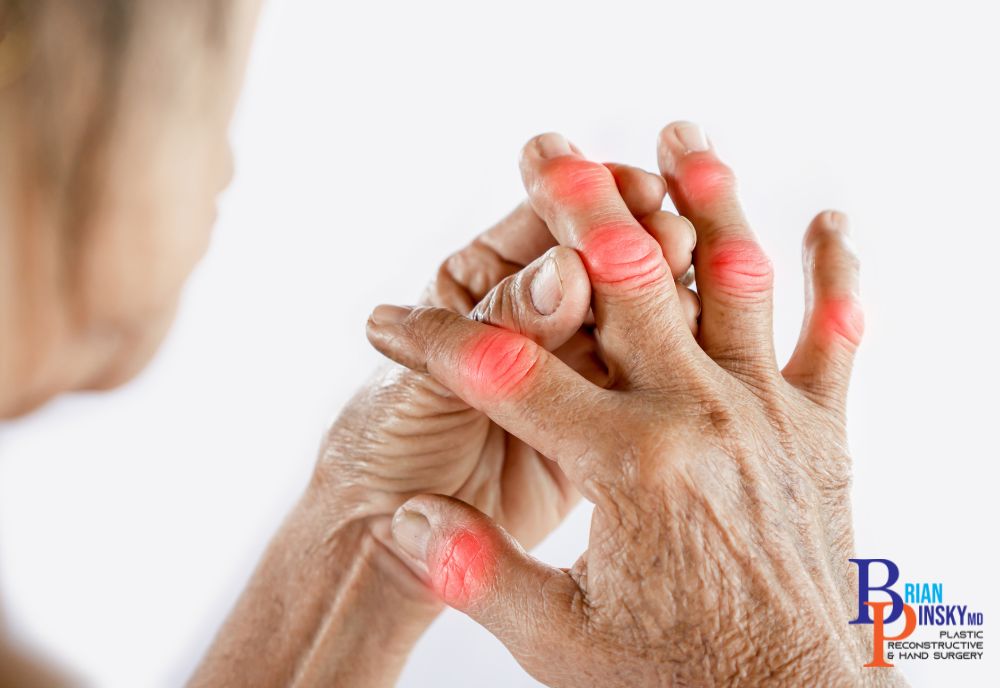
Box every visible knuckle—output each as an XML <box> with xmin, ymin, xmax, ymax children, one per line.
<box><xmin>813</xmin><ymin>297</ymin><xmax>865</xmax><ymax>350</ymax></box>
<box><xmin>461</xmin><ymin>328</ymin><xmax>543</xmax><ymax>400</ymax></box>
<box><xmin>677</xmin><ymin>158</ymin><xmax>737</xmax><ymax>204</ymax></box>
<box><xmin>404</xmin><ymin>307</ymin><xmax>468</xmax><ymax>370</ymax></box>
<box><xmin>407</xmin><ymin>305</ymin><xmax>455</xmax><ymax>344</ymax></box>
<box><xmin>432</xmin><ymin>528</ymin><xmax>496</xmax><ymax>607</ymax></box>
<box><xmin>704</xmin><ymin>237</ymin><xmax>774</xmax><ymax>300</ymax></box>
<box><xmin>537</xmin><ymin>157</ymin><xmax>616</xmax><ymax>204</ymax></box>
<box><xmin>580</xmin><ymin>222</ymin><xmax>670</xmax><ymax>293</ymax></box>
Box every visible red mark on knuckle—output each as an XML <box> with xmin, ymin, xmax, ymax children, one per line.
<box><xmin>677</xmin><ymin>158</ymin><xmax>736</xmax><ymax>204</ymax></box>
<box><xmin>580</xmin><ymin>222</ymin><xmax>669</xmax><ymax>291</ymax></box>
<box><xmin>431</xmin><ymin>529</ymin><xmax>494</xmax><ymax>608</ymax></box>
<box><xmin>461</xmin><ymin>330</ymin><xmax>541</xmax><ymax>400</ymax></box>
<box><xmin>542</xmin><ymin>158</ymin><xmax>615</xmax><ymax>206</ymax></box>
<box><xmin>705</xmin><ymin>238</ymin><xmax>774</xmax><ymax>299</ymax></box>
<box><xmin>814</xmin><ymin>297</ymin><xmax>865</xmax><ymax>349</ymax></box>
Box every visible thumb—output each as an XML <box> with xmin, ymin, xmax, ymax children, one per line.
<box><xmin>390</xmin><ymin>495</ymin><xmax>584</xmax><ymax>672</ymax></box>
<box><xmin>470</xmin><ymin>245</ymin><xmax>591</xmax><ymax>352</ymax></box>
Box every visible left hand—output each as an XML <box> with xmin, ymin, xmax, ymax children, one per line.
<box><xmin>193</xmin><ymin>155</ymin><xmax>699</xmax><ymax>688</ymax></box>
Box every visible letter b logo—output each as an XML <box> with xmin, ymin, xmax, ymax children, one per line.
<box><xmin>849</xmin><ymin>558</ymin><xmax>905</xmax><ymax>624</ymax></box>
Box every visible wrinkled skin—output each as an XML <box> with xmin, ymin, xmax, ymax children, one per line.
<box><xmin>316</xmin><ymin>160</ymin><xmax>700</xmax><ymax>573</ymax></box>
<box><xmin>370</xmin><ymin>124</ymin><xmax>906</xmax><ymax>687</ymax></box>
<box><xmin>196</xmin><ymin>149</ymin><xmax>702</xmax><ymax>687</ymax></box>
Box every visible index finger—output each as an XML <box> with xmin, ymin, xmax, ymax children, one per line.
<box><xmin>366</xmin><ymin>303</ymin><xmax>621</xmax><ymax>493</ymax></box>
<box><xmin>519</xmin><ymin>133</ymin><xmax>693</xmax><ymax>390</ymax></box>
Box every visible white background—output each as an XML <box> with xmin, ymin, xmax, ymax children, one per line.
<box><xmin>2</xmin><ymin>0</ymin><xmax>998</xmax><ymax>685</ymax></box>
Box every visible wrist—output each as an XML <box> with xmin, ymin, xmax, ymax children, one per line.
<box><xmin>192</xmin><ymin>479</ymin><xmax>440</xmax><ymax>688</ymax></box>
<box><xmin>302</xmin><ymin>470</ymin><xmax>443</xmax><ymax>616</ymax></box>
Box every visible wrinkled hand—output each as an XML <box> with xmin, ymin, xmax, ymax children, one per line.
<box><xmin>315</xmin><ymin>160</ymin><xmax>699</xmax><ymax>601</ymax></box>
<box><xmin>368</xmin><ymin>124</ymin><xmax>900</xmax><ymax>686</ymax></box>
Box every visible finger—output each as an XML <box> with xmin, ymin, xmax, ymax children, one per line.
<box><xmin>425</xmin><ymin>174</ymin><xmax>668</xmax><ymax>313</ymax></box>
<box><xmin>424</xmin><ymin>201</ymin><xmax>559</xmax><ymax>312</ymax></box>
<box><xmin>391</xmin><ymin>495</ymin><xmax>585</xmax><ymax>684</ymax></box>
<box><xmin>657</xmin><ymin>121</ymin><xmax>776</xmax><ymax>378</ymax></box>
<box><xmin>478</xmin><ymin>200</ymin><xmax>560</xmax><ymax>266</ymax></box>
<box><xmin>606</xmin><ymin>163</ymin><xmax>666</xmax><ymax>218</ymax></box>
<box><xmin>425</xmin><ymin>239</ymin><xmax>522</xmax><ymax>313</ymax></box>
<box><xmin>480</xmin><ymin>168</ymin><xmax>667</xmax><ymax>265</ymax></box>
<box><xmin>553</xmin><ymin>328</ymin><xmax>608</xmax><ymax>387</ymax></box>
<box><xmin>471</xmin><ymin>246</ymin><xmax>591</xmax><ymax>352</ymax></box>
<box><xmin>366</xmin><ymin>304</ymin><xmax>618</xmax><ymax>489</ymax></box>
<box><xmin>677</xmin><ymin>284</ymin><xmax>701</xmax><ymax>337</ymax></box>
<box><xmin>639</xmin><ymin>210</ymin><xmax>696</xmax><ymax>281</ymax></box>
<box><xmin>520</xmin><ymin>133</ymin><xmax>692</xmax><ymax>389</ymax></box>
<box><xmin>782</xmin><ymin>211</ymin><xmax>864</xmax><ymax>412</ymax></box>
<box><xmin>636</xmin><ymin>210</ymin><xmax>700</xmax><ymax>336</ymax></box>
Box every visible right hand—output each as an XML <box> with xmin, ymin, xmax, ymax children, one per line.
<box><xmin>368</xmin><ymin>126</ymin><xmax>901</xmax><ymax>687</ymax></box>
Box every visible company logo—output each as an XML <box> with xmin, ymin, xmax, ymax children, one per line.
<box><xmin>849</xmin><ymin>559</ymin><xmax>984</xmax><ymax>667</ymax></box>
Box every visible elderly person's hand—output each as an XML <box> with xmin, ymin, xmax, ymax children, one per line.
<box><xmin>368</xmin><ymin>123</ymin><xmax>901</xmax><ymax>687</ymax></box>
<box><xmin>316</xmin><ymin>161</ymin><xmax>698</xmax><ymax>559</ymax></box>
<box><xmin>193</xmin><ymin>160</ymin><xmax>699</xmax><ymax>686</ymax></box>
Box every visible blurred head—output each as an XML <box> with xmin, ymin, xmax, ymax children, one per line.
<box><xmin>0</xmin><ymin>0</ymin><xmax>260</xmax><ymax>417</ymax></box>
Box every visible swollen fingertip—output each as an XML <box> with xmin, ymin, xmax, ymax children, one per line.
<box><xmin>675</xmin><ymin>158</ymin><xmax>737</xmax><ymax>205</ymax></box>
<box><xmin>658</xmin><ymin>122</ymin><xmax>741</xmax><ymax>209</ymax></box>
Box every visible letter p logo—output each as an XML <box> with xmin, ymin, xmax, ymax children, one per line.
<box><xmin>864</xmin><ymin>601</ymin><xmax>917</xmax><ymax>667</ymax></box>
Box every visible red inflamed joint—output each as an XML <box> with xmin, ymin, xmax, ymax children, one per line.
<box><xmin>541</xmin><ymin>157</ymin><xmax>616</xmax><ymax>208</ymax></box>
<box><xmin>579</xmin><ymin>222</ymin><xmax>668</xmax><ymax>289</ymax></box>
<box><xmin>813</xmin><ymin>297</ymin><xmax>865</xmax><ymax>349</ymax></box>
<box><xmin>429</xmin><ymin>528</ymin><xmax>496</xmax><ymax>608</ymax></box>
<box><xmin>676</xmin><ymin>157</ymin><xmax>736</xmax><ymax>206</ymax></box>
<box><xmin>704</xmin><ymin>238</ymin><xmax>774</xmax><ymax>299</ymax></box>
<box><xmin>460</xmin><ymin>329</ymin><xmax>540</xmax><ymax>401</ymax></box>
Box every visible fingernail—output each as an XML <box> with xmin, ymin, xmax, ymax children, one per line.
<box><xmin>529</xmin><ymin>255</ymin><xmax>563</xmax><ymax>315</ymax></box>
<box><xmin>369</xmin><ymin>304</ymin><xmax>411</xmax><ymax>327</ymax></box>
<box><xmin>392</xmin><ymin>509</ymin><xmax>431</xmax><ymax>568</ymax></box>
<box><xmin>675</xmin><ymin>122</ymin><xmax>710</xmax><ymax>153</ymax></box>
<box><xmin>535</xmin><ymin>132</ymin><xmax>574</xmax><ymax>159</ymax></box>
